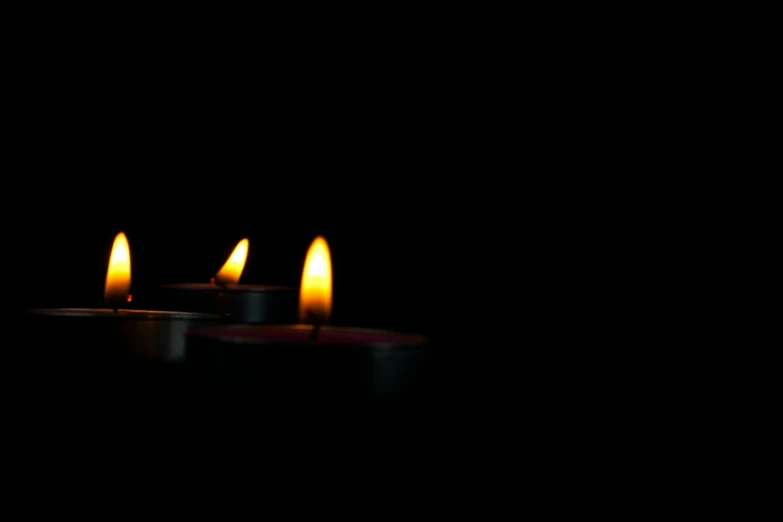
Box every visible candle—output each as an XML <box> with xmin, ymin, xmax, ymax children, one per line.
<box><xmin>158</xmin><ymin>238</ymin><xmax>296</xmax><ymax>324</ymax></box>
<box><xmin>26</xmin><ymin>232</ymin><xmax>219</xmax><ymax>363</ymax></box>
<box><xmin>185</xmin><ymin>236</ymin><xmax>430</xmax><ymax>399</ymax></box>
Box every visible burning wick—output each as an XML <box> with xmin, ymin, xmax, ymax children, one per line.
<box><xmin>305</xmin><ymin>308</ymin><xmax>322</xmax><ymax>342</ymax></box>
<box><xmin>210</xmin><ymin>277</ymin><xmax>228</xmax><ymax>290</ymax></box>
<box><xmin>112</xmin><ymin>295</ymin><xmax>131</xmax><ymax>313</ymax></box>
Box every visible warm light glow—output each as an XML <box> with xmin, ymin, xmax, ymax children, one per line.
<box><xmin>214</xmin><ymin>238</ymin><xmax>249</xmax><ymax>285</ymax></box>
<box><xmin>300</xmin><ymin>236</ymin><xmax>332</xmax><ymax>323</ymax></box>
<box><xmin>104</xmin><ymin>232</ymin><xmax>131</xmax><ymax>303</ymax></box>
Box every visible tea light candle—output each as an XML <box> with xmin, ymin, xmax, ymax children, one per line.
<box><xmin>158</xmin><ymin>239</ymin><xmax>295</xmax><ymax>323</ymax></box>
<box><xmin>26</xmin><ymin>232</ymin><xmax>219</xmax><ymax>363</ymax></box>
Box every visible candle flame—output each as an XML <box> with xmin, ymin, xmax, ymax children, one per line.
<box><xmin>300</xmin><ymin>236</ymin><xmax>332</xmax><ymax>323</ymax></box>
<box><xmin>214</xmin><ymin>238</ymin><xmax>249</xmax><ymax>285</ymax></box>
<box><xmin>104</xmin><ymin>232</ymin><xmax>131</xmax><ymax>303</ymax></box>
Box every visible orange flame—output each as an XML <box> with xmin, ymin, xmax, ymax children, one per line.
<box><xmin>105</xmin><ymin>232</ymin><xmax>131</xmax><ymax>303</ymax></box>
<box><xmin>214</xmin><ymin>238</ymin><xmax>249</xmax><ymax>285</ymax></box>
<box><xmin>299</xmin><ymin>236</ymin><xmax>332</xmax><ymax>323</ymax></box>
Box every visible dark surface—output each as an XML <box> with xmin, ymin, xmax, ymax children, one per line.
<box><xmin>16</xmin><ymin>360</ymin><xmax>191</xmax><ymax>403</ymax></box>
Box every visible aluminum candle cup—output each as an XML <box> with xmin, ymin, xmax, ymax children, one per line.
<box><xmin>158</xmin><ymin>284</ymin><xmax>296</xmax><ymax>324</ymax></box>
<box><xmin>185</xmin><ymin>324</ymin><xmax>431</xmax><ymax>399</ymax></box>
<box><xmin>26</xmin><ymin>308</ymin><xmax>220</xmax><ymax>362</ymax></box>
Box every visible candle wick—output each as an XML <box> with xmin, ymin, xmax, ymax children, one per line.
<box><xmin>309</xmin><ymin>323</ymin><xmax>320</xmax><ymax>342</ymax></box>
<box><xmin>211</xmin><ymin>277</ymin><xmax>228</xmax><ymax>290</ymax></box>
<box><xmin>306</xmin><ymin>308</ymin><xmax>321</xmax><ymax>342</ymax></box>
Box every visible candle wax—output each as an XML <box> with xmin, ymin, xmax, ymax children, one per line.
<box><xmin>188</xmin><ymin>324</ymin><xmax>426</xmax><ymax>347</ymax></box>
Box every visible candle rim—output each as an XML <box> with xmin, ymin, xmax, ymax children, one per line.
<box><xmin>26</xmin><ymin>308</ymin><xmax>220</xmax><ymax>320</ymax></box>
<box><xmin>160</xmin><ymin>284</ymin><xmax>293</xmax><ymax>292</ymax></box>
<box><xmin>186</xmin><ymin>324</ymin><xmax>428</xmax><ymax>348</ymax></box>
